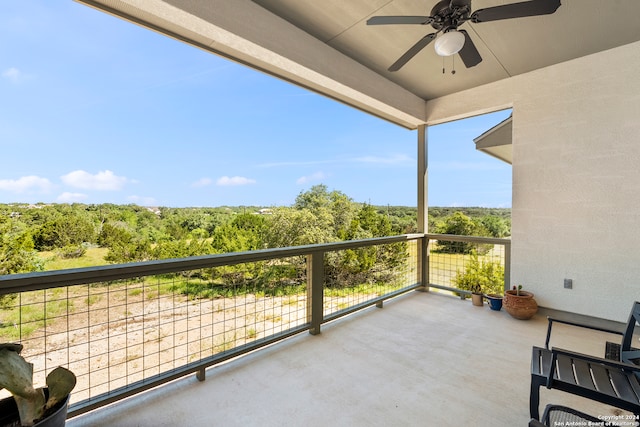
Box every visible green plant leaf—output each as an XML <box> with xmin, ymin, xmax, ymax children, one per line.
<box><xmin>0</xmin><ymin>346</ymin><xmax>44</xmax><ymax>426</ymax></box>
<box><xmin>45</xmin><ymin>366</ymin><xmax>76</xmax><ymax>411</ymax></box>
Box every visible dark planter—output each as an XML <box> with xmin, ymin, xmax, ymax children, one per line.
<box><xmin>0</xmin><ymin>390</ymin><xmax>69</xmax><ymax>427</ymax></box>
<box><xmin>485</xmin><ymin>294</ymin><xmax>503</xmax><ymax>311</ymax></box>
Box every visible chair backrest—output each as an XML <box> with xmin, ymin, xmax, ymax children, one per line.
<box><xmin>621</xmin><ymin>301</ymin><xmax>640</xmax><ymax>356</ymax></box>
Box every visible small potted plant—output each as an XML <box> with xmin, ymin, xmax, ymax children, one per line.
<box><xmin>0</xmin><ymin>343</ymin><xmax>76</xmax><ymax>427</ymax></box>
<box><xmin>469</xmin><ymin>283</ymin><xmax>484</xmax><ymax>306</ymax></box>
<box><xmin>503</xmin><ymin>284</ymin><xmax>538</xmax><ymax>320</ymax></box>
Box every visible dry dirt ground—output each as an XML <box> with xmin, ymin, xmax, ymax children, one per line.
<box><xmin>3</xmin><ymin>285</ymin><xmax>357</xmax><ymax>404</ymax></box>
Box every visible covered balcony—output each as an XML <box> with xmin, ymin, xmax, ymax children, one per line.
<box><xmin>2</xmin><ymin>0</ymin><xmax>640</xmax><ymax>425</ymax></box>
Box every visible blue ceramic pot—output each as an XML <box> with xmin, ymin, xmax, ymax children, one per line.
<box><xmin>485</xmin><ymin>294</ymin><xmax>503</xmax><ymax>311</ymax></box>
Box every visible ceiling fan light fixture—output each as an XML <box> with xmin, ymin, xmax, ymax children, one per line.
<box><xmin>434</xmin><ymin>30</ymin><xmax>465</xmax><ymax>56</ymax></box>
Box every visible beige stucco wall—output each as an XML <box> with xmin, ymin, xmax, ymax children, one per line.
<box><xmin>426</xmin><ymin>40</ymin><xmax>640</xmax><ymax>322</ymax></box>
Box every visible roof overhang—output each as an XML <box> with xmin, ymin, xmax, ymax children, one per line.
<box><xmin>75</xmin><ymin>0</ymin><xmax>640</xmax><ymax>129</ymax></box>
<box><xmin>474</xmin><ymin>115</ymin><xmax>512</xmax><ymax>164</ymax></box>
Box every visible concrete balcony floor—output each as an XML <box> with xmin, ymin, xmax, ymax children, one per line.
<box><xmin>68</xmin><ymin>291</ymin><xmax>628</xmax><ymax>426</ymax></box>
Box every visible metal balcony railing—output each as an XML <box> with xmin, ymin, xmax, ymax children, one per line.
<box><xmin>0</xmin><ymin>233</ymin><xmax>510</xmax><ymax>418</ymax></box>
<box><xmin>426</xmin><ymin>233</ymin><xmax>511</xmax><ymax>296</ymax></box>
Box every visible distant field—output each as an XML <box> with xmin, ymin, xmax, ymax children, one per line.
<box><xmin>40</xmin><ymin>247</ymin><xmax>109</xmax><ymax>271</ymax></box>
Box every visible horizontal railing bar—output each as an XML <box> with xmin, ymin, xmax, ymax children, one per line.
<box><xmin>426</xmin><ymin>233</ymin><xmax>511</xmax><ymax>245</ymax></box>
<box><xmin>68</xmin><ymin>323</ymin><xmax>311</xmax><ymax>417</ymax></box>
<box><xmin>428</xmin><ymin>283</ymin><xmax>472</xmax><ymax>296</ymax></box>
<box><xmin>0</xmin><ymin>234</ymin><xmax>424</xmax><ymax>295</ymax></box>
<box><xmin>322</xmin><ymin>283</ymin><xmax>423</xmax><ymax>324</ymax></box>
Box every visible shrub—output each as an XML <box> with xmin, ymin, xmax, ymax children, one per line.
<box><xmin>0</xmin><ymin>294</ymin><xmax>17</xmax><ymax>310</ymax></box>
<box><xmin>59</xmin><ymin>244</ymin><xmax>86</xmax><ymax>259</ymax></box>
<box><xmin>453</xmin><ymin>253</ymin><xmax>504</xmax><ymax>295</ymax></box>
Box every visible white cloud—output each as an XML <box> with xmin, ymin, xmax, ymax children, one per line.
<box><xmin>0</xmin><ymin>175</ymin><xmax>53</xmax><ymax>193</ymax></box>
<box><xmin>2</xmin><ymin>67</ymin><xmax>23</xmax><ymax>84</ymax></box>
<box><xmin>61</xmin><ymin>170</ymin><xmax>128</xmax><ymax>190</ymax></box>
<box><xmin>216</xmin><ymin>176</ymin><xmax>256</xmax><ymax>186</ymax></box>
<box><xmin>296</xmin><ymin>172</ymin><xmax>327</xmax><ymax>185</ymax></box>
<box><xmin>57</xmin><ymin>192</ymin><xmax>88</xmax><ymax>203</ymax></box>
<box><xmin>127</xmin><ymin>195</ymin><xmax>157</xmax><ymax>206</ymax></box>
<box><xmin>192</xmin><ymin>178</ymin><xmax>213</xmax><ymax>187</ymax></box>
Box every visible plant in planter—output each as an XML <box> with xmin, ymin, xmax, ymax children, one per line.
<box><xmin>453</xmin><ymin>253</ymin><xmax>505</xmax><ymax>307</ymax></box>
<box><xmin>0</xmin><ymin>343</ymin><xmax>76</xmax><ymax>427</ymax></box>
<box><xmin>469</xmin><ymin>283</ymin><xmax>484</xmax><ymax>306</ymax></box>
<box><xmin>503</xmin><ymin>284</ymin><xmax>538</xmax><ymax>320</ymax></box>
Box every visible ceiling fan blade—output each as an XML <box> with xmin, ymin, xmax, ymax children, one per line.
<box><xmin>367</xmin><ymin>16</ymin><xmax>434</xmax><ymax>25</ymax></box>
<box><xmin>458</xmin><ymin>30</ymin><xmax>482</xmax><ymax>67</ymax></box>
<box><xmin>388</xmin><ymin>33</ymin><xmax>437</xmax><ymax>72</ymax></box>
<box><xmin>450</xmin><ymin>0</ymin><xmax>471</xmax><ymax>8</ymax></box>
<box><xmin>471</xmin><ymin>0</ymin><xmax>561</xmax><ymax>23</ymax></box>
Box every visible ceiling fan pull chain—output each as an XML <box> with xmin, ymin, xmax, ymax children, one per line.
<box><xmin>451</xmin><ymin>55</ymin><xmax>456</xmax><ymax>75</ymax></box>
<box><xmin>442</xmin><ymin>56</ymin><xmax>445</xmax><ymax>74</ymax></box>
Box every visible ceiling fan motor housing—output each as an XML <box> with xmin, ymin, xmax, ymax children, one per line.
<box><xmin>430</xmin><ymin>0</ymin><xmax>471</xmax><ymax>31</ymax></box>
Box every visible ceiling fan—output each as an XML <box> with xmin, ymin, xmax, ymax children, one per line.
<box><xmin>367</xmin><ymin>0</ymin><xmax>561</xmax><ymax>71</ymax></box>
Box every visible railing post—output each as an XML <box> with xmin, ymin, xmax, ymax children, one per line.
<box><xmin>504</xmin><ymin>240</ymin><xmax>511</xmax><ymax>292</ymax></box>
<box><xmin>307</xmin><ymin>251</ymin><xmax>324</xmax><ymax>335</ymax></box>
<box><xmin>416</xmin><ymin>124</ymin><xmax>429</xmax><ymax>292</ymax></box>
<box><xmin>417</xmin><ymin>236</ymin><xmax>430</xmax><ymax>292</ymax></box>
<box><xmin>196</xmin><ymin>367</ymin><xmax>206</xmax><ymax>382</ymax></box>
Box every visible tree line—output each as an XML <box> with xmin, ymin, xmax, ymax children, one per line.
<box><xmin>0</xmin><ymin>185</ymin><xmax>510</xmax><ymax>276</ymax></box>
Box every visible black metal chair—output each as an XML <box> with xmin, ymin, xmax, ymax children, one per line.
<box><xmin>545</xmin><ymin>301</ymin><xmax>640</xmax><ymax>366</ymax></box>
<box><xmin>530</xmin><ymin>346</ymin><xmax>640</xmax><ymax>420</ymax></box>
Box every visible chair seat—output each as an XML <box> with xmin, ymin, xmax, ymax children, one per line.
<box><xmin>530</xmin><ymin>346</ymin><xmax>640</xmax><ymax>419</ymax></box>
<box><xmin>544</xmin><ymin>404</ymin><xmax>600</xmax><ymax>425</ymax></box>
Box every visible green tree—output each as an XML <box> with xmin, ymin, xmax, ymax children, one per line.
<box><xmin>479</xmin><ymin>215</ymin><xmax>510</xmax><ymax>238</ymax></box>
<box><xmin>0</xmin><ymin>219</ymin><xmax>43</xmax><ymax>276</ymax></box>
<box><xmin>294</xmin><ymin>184</ymin><xmax>359</xmax><ymax>239</ymax></box>
<box><xmin>434</xmin><ymin>211</ymin><xmax>491</xmax><ymax>254</ymax></box>
<box><xmin>98</xmin><ymin>222</ymin><xmax>133</xmax><ymax>248</ymax></box>
<box><xmin>294</xmin><ymin>184</ymin><xmax>332</xmax><ymax>211</ymax></box>
<box><xmin>264</xmin><ymin>208</ymin><xmax>333</xmax><ymax>248</ymax></box>
<box><xmin>33</xmin><ymin>211</ymin><xmax>96</xmax><ymax>250</ymax></box>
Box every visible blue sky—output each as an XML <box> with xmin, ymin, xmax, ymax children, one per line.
<box><xmin>0</xmin><ymin>2</ymin><xmax>512</xmax><ymax>208</ymax></box>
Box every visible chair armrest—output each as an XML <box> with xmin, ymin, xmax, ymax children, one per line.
<box><xmin>529</xmin><ymin>419</ymin><xmax>546</xmax><ymax>427</ymax></box>
<box><xmin>545</xmin><ymin>316</ymin><xmax>624</xmax><ymax>349</ymax></box>
<box><xmin>623</xmin><ymin>349</ymin><xmax>640</xmax><ymax>365</ymax></box>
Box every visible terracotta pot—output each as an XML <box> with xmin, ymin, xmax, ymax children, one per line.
<box><xmin>503</xmin><ymin>290</ymin><xmax>538</xmax><ymax>320</ymax></box>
